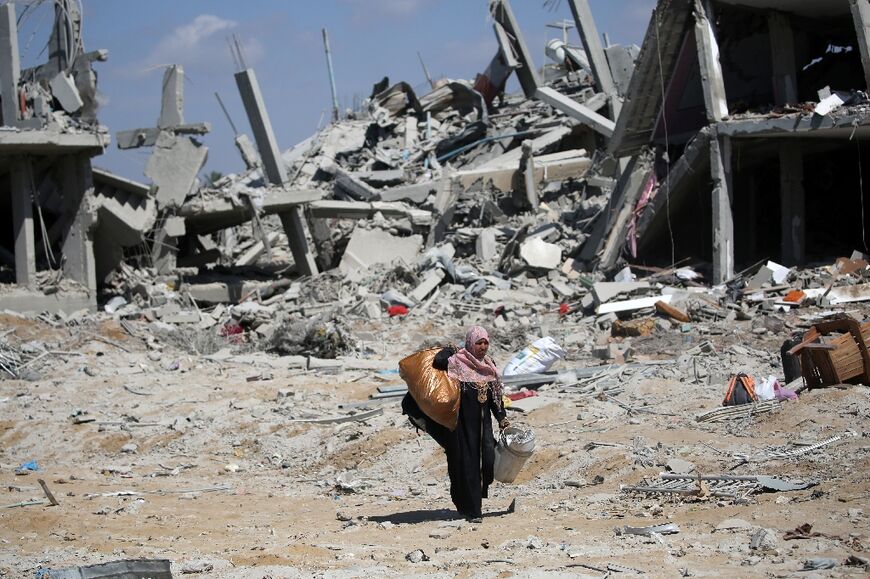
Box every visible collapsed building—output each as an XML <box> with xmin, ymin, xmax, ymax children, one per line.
<box><xmin>1</xmin><ymin>0</ymin><xmax>869</xmax><ymax>332</ymax></box>
<box><xmin>0</xmin><ymin>1</ymin><xmax>108</xmax><ymax>312</ymax></box>
<box><xmin>612</xmin><ymin>0</ymin><xmax>870</xmax><ymax>283</ymax></box>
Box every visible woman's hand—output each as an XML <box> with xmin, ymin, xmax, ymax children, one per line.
<box><xmin>499</xmin><ymin>418</ymin><xmax>510</xmax><ymax>430</ymax></box>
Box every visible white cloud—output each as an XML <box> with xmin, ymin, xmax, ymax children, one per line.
<box><xmin>139</xmin><ymin>14</ymin><xmax>240</xmax><ymax>73</ymax></box>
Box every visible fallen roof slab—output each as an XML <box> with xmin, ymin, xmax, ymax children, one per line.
<box><xmin>307</xmin><ymin>200</ymin><xmax>432</xmax><ymax>225</ymax></box>
<box><xmin>0</xmin><ymin>129</ymin><xmax>108</xmax><ymax>153</ymax></box>
<box><xmin>0</xmin><ymin>288</ymin><xmax>94</xmax><ymax>314</ymax></box>
<box><xmin>338</xmin><ymin>228</ymin><xmax>423</xmax><ymax>273</ymax></box>
<box><xmin>179</xmin><ymin>190</ymin><xmax>325</xmax><ymax>234</ymax></box>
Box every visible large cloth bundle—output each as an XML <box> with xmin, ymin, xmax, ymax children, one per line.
<box><xmin>399</xmin><ymin>347</ymin><xmax>460</xmax><ymax>431</ymax></box>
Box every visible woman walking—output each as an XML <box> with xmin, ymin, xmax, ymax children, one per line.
<box><xmin>426</xmin><ymin>326</ymin><xmax>510</xmax><ymax>522</ymax></box>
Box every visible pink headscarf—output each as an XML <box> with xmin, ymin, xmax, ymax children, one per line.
<box><xmin>447</xmin><ymin>326</ymin><xmax>501</xmax><ymax>384</ymax></box>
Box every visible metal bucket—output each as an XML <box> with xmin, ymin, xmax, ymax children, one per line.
<box><xmin>494</xmin><ymin>427</ymin><xmax>535</xmax><ymax>483</ymax></box>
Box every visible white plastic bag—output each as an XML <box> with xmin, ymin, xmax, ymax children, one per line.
<box><xmin>502</xmin><ymin>336</ymin><xmax>565</xmax><ymax>376</ymax></box>
<box><xmin>756</xmin><ymin>375</ymin><xmax>777</xmax><ymax>401</ymax></box>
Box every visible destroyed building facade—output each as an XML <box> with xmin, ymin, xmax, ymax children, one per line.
<box><xmin>610</xmin><ymin>0</ymin><xmax>870</xmax><ymax>283</ymax></box>
<box><xmin>2</xmin><ymin>0</ymin><xmax>869</xmax><ymax>320</ymax></box>
<box><xmin>0</xmin><ymin>1</ymin><xmax>108</xmax><ymax>313</ymax></box>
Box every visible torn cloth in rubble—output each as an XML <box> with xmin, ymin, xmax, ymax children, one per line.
<box><xmin>420</xmin><ymin>247</ymin><xmax>481</xmax><ymax>285</ymax></box>
<box><xmin>627</xmin><ymin>173</ymin><xmax>657</xmax><ymax>258</ymax></box>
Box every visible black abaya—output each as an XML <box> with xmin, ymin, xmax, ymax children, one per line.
<box><xmin>402</xmin><ymin>346</ymin><xmax>507</xmax><ymax>518</ymax></box>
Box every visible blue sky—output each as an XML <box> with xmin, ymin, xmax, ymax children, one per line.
<box><xmin>17</xmin><ymin>0</ymin><xmax>656</xmax><ymax>182</ymax></box>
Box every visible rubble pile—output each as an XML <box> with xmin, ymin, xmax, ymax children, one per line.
<box><xmin>2</xmin><ymin>0</ymin><xmax>870</xmax><ymax>576</ymax></box>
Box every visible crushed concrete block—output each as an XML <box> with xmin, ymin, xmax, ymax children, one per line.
<box><xmin>592</xmin><ymin>281</ymin><xmax>650</xmax><ymax>304</ymax></box>
<box><xmin>378</xmin><ymin>181</ymin><xmax>437</xmax><ymax>203</ymax></box>
<box><xmin>255</xmin><ymin>322</ymin><xmax>277</xmax><ymax>341</ymax></box>
<box><xmin>155</xmin><ymin>302</ymin><xmax>181</xmax><ymax>319</ymax></box>
<box><xmin>162</xmin><ymin>310</ymin><xmax>200</xmax><ymax>324</ymax></box>
<box><xmin>596</xmin><ymin>312</ymin><xmax>617</xmax><ymax>329</ymax></box>
<box><xmin>410</xmin><ymin>268</ymin><xmax>446</xmax><ymax>303</ymax></box>
<box><xmin>666</xmin><ymin>458</ymin><xmax>695</xmax><ymax>474</ymax></box>
<box><xmin>482</xmin><ymin>288</ymin><xmax>550</xmax><ymax>305</ymax></box>
<box><xmin>362</xmin><ymin>295</ymin><xmax>382</xmax><ymax>319</ymax></box>
<box><xmin>750</xmin><ymin>528</ymin><xmax>779</xmax><ymax>552</ymax></box>
<box><xmin>519</xmin><ymin>237</ymin><xmax>561</xmax><ymax>269</ymax></box>
<box><xmin>476</xmin><ymin>228</ymin><xmax>498</xmax><ymax>261</ymax></box>
<box><xmin>592</xmin><ymin>342</ymin><xmax>628</xmax><ymax>361</ymax></box>
<box><xmin>163</xmin><ymin>216</ymin><xmax>186</xmax><ymax>238</ymax></box>
<box><xmin>746</xmin><ymin>267</ymin><xmax>773</xmax><ymax>291</ymax></box>
<box><xmin>338</xmin><ymin>228</ymin><xmax>423</xmax><ymax>273</ymax></box>
<box><xmin>49</xmin><ymin>72</ymin><xmax>83</xmax><ymax>113</ymax></box>
<box><xmin>549</xmin><ymin>279</ymin><xmax>574</xmax><ymax>298</ymax></box>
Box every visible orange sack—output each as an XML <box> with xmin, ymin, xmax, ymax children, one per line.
<box><xmin>398</xmin><ymin>347</ymin><xmax>460</xmax><ymax>431</ymax></box>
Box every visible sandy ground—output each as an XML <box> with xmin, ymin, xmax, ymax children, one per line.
<box><xmin>0</xmin><ymin>312</ymin><xmax>868</xmax><ymax>578</ymax></box>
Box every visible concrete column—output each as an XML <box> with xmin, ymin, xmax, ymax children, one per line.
<box><xmin>10</xmin><ymin>156</ymin><xmax>36</xmax><ymax>287</ymax></box>
<box><xmin>279</xmin><ymin>208</ymin><xmax>318</xmax><ymax>277</ymax></box>
<box><xmin>768</xmin><ymin>12</ymin><xmax>798</xmax><ymax>105</ymax></box>
<box><xmin>693</xmin><ymin>0</ymin><xmax>729</xmax><ymax>123</ymax></box>
<box><xmin>150</xmin><ymin>226</ymin><xmax>178</xmax><ymax>275</ymax></box>
<box><xmin>521</xmin><ymin>141</ymin><xmax>539</xmax><ymax>208</ymax></box>
<box><xmin>0</xmin><ymin>3</ymin><xmax>21</xmax><ymax>127</ymax></box>
<box><xmin>779</xmin><ymin>144</ymin><xmax>805</xmax><ymax>266</ymax></box>
<box><xmin>567</xmin><ymin>0</ymin><xmax>621</xmax><ymax>121</ymax></box>
<box><xmin>60</xmin><ymin>154</ymin><xmax>97</xmax><ymax>294</ymax></box>
<box><xmin>489</xmin><ymin>0</ymin><xmax>541</xmax><ymax>98</ymax></box>
<box><xmin>745</xmin><ymin>173</ymin><xmax>758</xmax><ymax>259</ymax></box>
<box><xmin>710</xmin><ymin>133</ymin><xmax>734</xmax><ymax>283</ymax></box>
<box><xmin>309</xmin><ymin>218</ymin><xmax>334</xmax><ymax>271</ymax></box>
<box><xmin>851</xmin><ymin>0</ymin><xmax>870</xmax><ymax>90</ymax></box>
<box><xmin>234</xmin><ymin>68</ymin><xmax>288</xmax><ymax>186</ymax></box>
<box><xmin>158</xmin><ymin>65</ymin><xmax>184</xmax><ymax>129</ymax></box>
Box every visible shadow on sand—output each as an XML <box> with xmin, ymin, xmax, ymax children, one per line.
<box><xmin>368</xmin><ymin>506</ymin><xmax>512</xmax><ymax>525</ymax></box>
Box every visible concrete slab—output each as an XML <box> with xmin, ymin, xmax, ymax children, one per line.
<box><xmin>378</xmin><ymin>181</ymin><xmax>436</xmax><ymax>203</ymax></box>
<box><xmin>144</xmin><ymin>132</ymin><xmax>207</xmax><ymax>208</ymax></box>
<box><xmin>592</xmin><ymin>281</ymin><xmax>651</xmax><ymax>304</ymax></box>
<box><xmin>158</xmin><ymin>65</ymin><xmax>184</xmax><ymax>129</ymax></box>
<box><xmin>0</xmin><ymin>289</ymin><xmax>94</xmax><ymax>314</ymax></box>
<box><xmin>49</xmin><ymin>72</ymin><xmax>83</xmax><ymax>113</ymax></box>
<box><xmin>519</xmin><ymin>237</ymin><xmax>562</xmax><ymax>269</ymax></box>
<box><xmin>338</xmin><ymin>228</ymin><xmax>423</xmax><ymax>273</ymax></box>
<box><xmin>476</xmin><ymin>228</ymin><xmax>498</xmax><ymax>261</ymax></box>
<box><xmin>409</xmin><ymin>268</ymin><xmax>446</xmax><ymax>303</ymax></box>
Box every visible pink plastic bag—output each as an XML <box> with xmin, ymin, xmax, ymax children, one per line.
<box><xmin>774</xmin><ymin>379</ymin><xmax>798</xmax><ymax>401</ymax></box>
